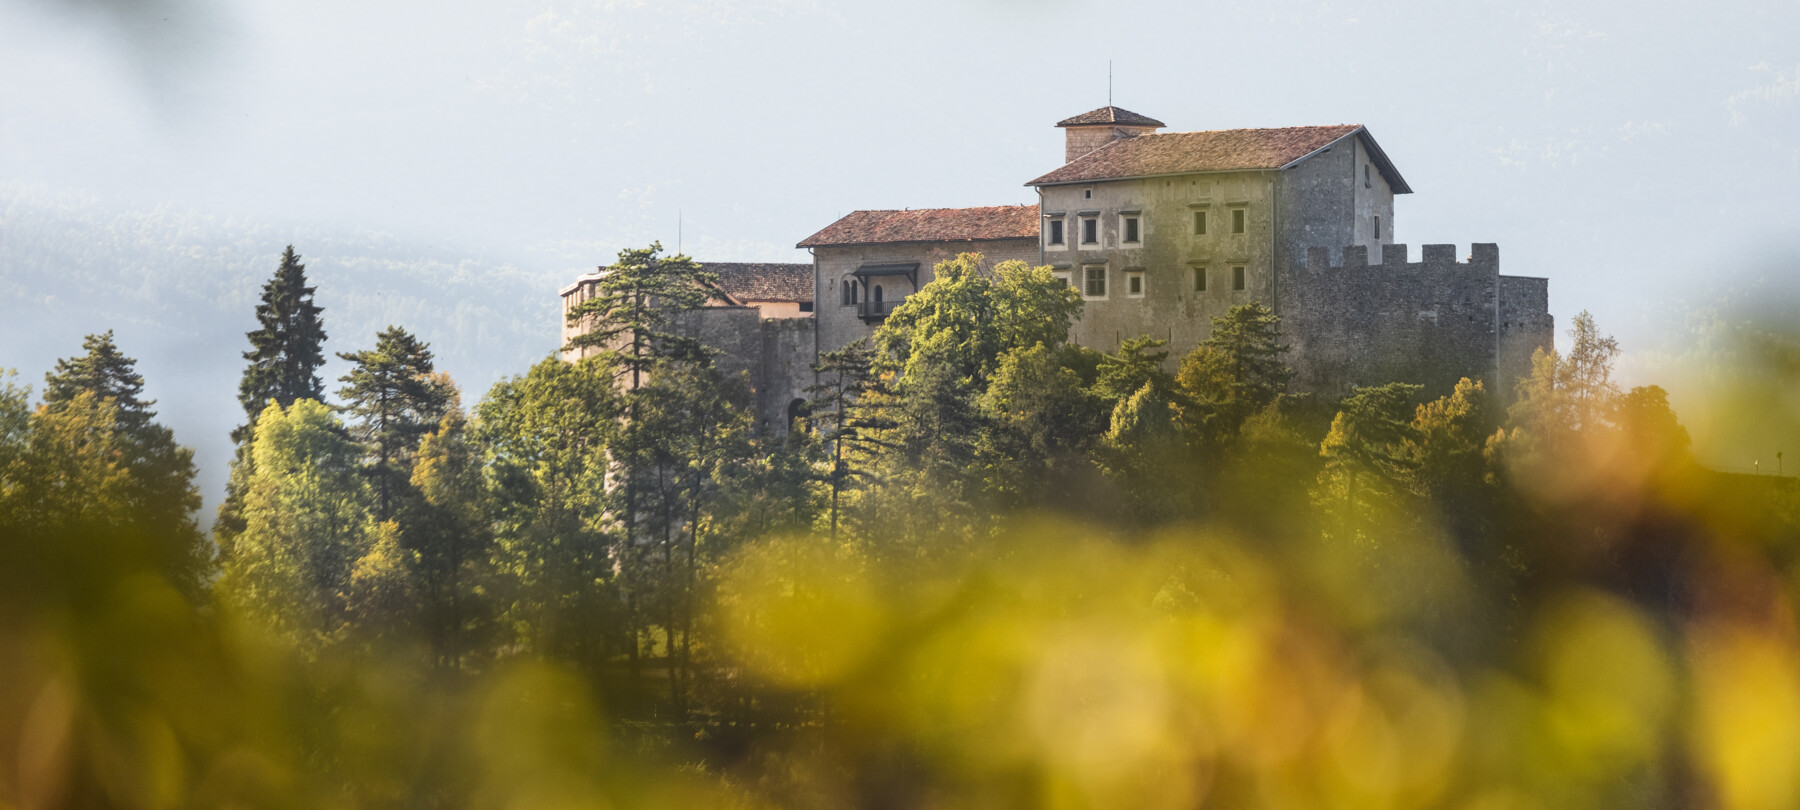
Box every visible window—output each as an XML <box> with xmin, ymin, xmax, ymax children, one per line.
<box><xmin>1364</xmin><ymin>164</ymin><xmax>1372</xmax><ymax>189</ymax></box>
<box><xmin>1231</xmin><ymin>208</ymin><xmax>1246</xmax><ymax>234</ymax></box>
<box><xmin>1122</xmin><ymin>215</ymin><xmax>1140</xmax><ymax>244</ymax></box>
<box><xmin>1084</xmin><ymin>188</ymin><xmax>1093</xmax><ymax>199</ymax></box>
<box><xmin>841</xmin><ymin>279</ymin><xmax>854</xmax><ymax>306</ymax></box>
<box><xmin>1192</xmin><ymin>266</ymin><xmax>1207</xmax><ymax>292</ymax></box>
<box><xmin>1373</xmin><ymin>215</ymin><xmax>1381</xmax><ymax>240</ymax></box>
<box><xmin>1052</xmin><ymin>269</ymin><xmax>1072</xmax><ymax>287</ymax></box>
<box><xmin>1232</xmin><ymin>265</ymin><xmax>1246</xmax><ymax>291</ymax></box>
<box><xmin>799</xmin><ymin>301</ymin><xmax>814</xmax><ymax>312</ymax></box>
<box><xmin>873</xmin><ymin>284</ymin><xmax>884</xmax><ymax>303</ymax></box>
<box><xmin>1126</xmin><ymin>271</ymin><xmax>1144</xmax><ymax>298</ymax></box>
<box><xmin>1081</xmin><ymin>216</ymin><xmax>1098</xmax><ymax>245</ymax></box>
<box><xmin>1047</xmin><ymin>218</ymin><xmax>1065</xmax><ymax>246</ymax></box>
<box><xmin>1192</xmin><ymin>210</ymin><xmax>1207</xmax><ymax>235</ymax></box>
<box><xmin>1083</xmin><ymin>265</ymin><xmax>1107</xmax><ymax>299</ymax></box>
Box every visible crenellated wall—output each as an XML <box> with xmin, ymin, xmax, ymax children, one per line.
<box><xmin>1278</xmin><ymin>243</ymin><xmax>1549</xmax><ymax>401</ymax></box>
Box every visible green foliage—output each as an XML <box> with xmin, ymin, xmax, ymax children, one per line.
<box><xmin>477</xmin><ymin>356</ymin><xmax>620</xmax><ymax>665</ymax></box>
<box><xmin>237</xmin><ymin>245</ymin><xmax>330</xmax><ymax>429</ymax></box>
<box><xmin>875</xmin><ymin>254</ymin><xmax>1082</xmax><ymax>388</ymax></box>
<box><xmin>411</xmin><ymin>401</ymin><xmax>496</xmax><ymax>668</ymax></box>
<box><xmin>806</xmin><ymin>339</ymin><xmax>893</xmax><ymax>537</ymax></box>
<box><xmin>40</xmin><ymin>333</ymin><xmax>210</xmax><ymax>598</ymax></box>
<box><xmin>978</xmin><ymin>343</ymin><xmax>1106</xmax><ymax>508</ymax></box>
<box><xmin>562</xmin><ymin>243</ymin><xmax>721</xmax><ymax>388</ymax></box>
<box><xmin>337</xmin><ymin>326</ymin><xmax>453</xmax><ymax>520</ymax></box>
<box><xmin>1176</xmin><ymin>302</ymin><xmax>1294</xmax><ymax>444</ymax></box>
<box><xmin>223</xmin><ymin>399</ymin><xmax>370</xmax><ymax>649</ymax></box>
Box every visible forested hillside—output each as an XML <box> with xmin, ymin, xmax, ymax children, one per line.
<box><xmin>0</xmin><ymin>182</ymin><xmax>576</xmax><ymax>506</ymax></box>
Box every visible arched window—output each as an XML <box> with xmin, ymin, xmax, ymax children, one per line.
<box><xmin>841</xmin><ymin>279</ymin><xmax>851</xmax><ymax>305</ymax></box>
<box><xmin>873</xmin><ymin>284</ymin><xmax>884</xmax><ymax>303</ymax></box>
<box><xmin>786</xmin><ymin>398</ymin><xmax>809</xmax><ymax>430</ymax></box>
<box><xmin>851</xmin><ymin>283</ymin><xmax>859</xmax><ymax>304</ymax></box>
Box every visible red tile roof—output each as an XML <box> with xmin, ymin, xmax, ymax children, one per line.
<box><xmin>1056</xmin><ymin>106</ymin><xmax>1166</xmax><ymax>128</ymax></box>
<box><xmin>703</xmin><ymin>262</ymin><xmax>812</xmax><ymax>304</ymax></box>
<box><xmin>1028</xmin><ymin>125</ymin><xmax>1400</xmax><ymax>188</ymax></box>
<box><xmin>798</xmin><ymin>205</ymin><xmax>1040</xmax><ymax>247</ymax></box>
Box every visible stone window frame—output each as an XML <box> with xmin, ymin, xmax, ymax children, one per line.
<box><xmin>1044</xmin><ymin>213</ymin><xmax>1068</xmax><ymax>251</ymax></box>
<box><xmin>1125</xmin><ymin>269</ymin><xmax>1146</xmax><ymax>298</ymax></box>
<box><xmin>1119</xmin><ymin>210</ymin><xmax>1142</xmax><ymax>246</ymax></box>
<box><xmin>1079</xmin><ymin>213</ymin><xmax>1101</xmax><ymax>247</ymax></box>
<box><xmin>1373</xmin><ymin>214</ymin><xmax>1382</xmax><ymax>241</ymax></box>
<box><xmin>1364</xmin><ymin>164</ymin><xmax>1372</xmax><ymax>189</ymax></box>
<box><xmin>1231</xmin><ymin>265</ymin><xmax>1247</xmax><ymax>291</ymax></box>
<box><xmin>1051</xmin><ymin>266</ymin><xmax>1073</xmax><ymax>289</ymax></box>
<box><xmin>1229</xmin><ymin>204</ymin><xmax>1248</xmax><ymax>235</ymax></box>
<box><xmin>1081</xmin><ymin>262</ymin><xmax>1108</xmax><ymax>301</ymax></box>
<box><xmin>840</xmin><ymin>276</ymin><xmax>861</xmax><ymax>307</ymax></box>
<box><xmin>1191</xmin><ymin>208</ymin><xmax>1208</xmax><ymax>236</ymax></box>
<box><xmin>1190</xmin><ymin>264</ymin><xmax>1207</xmax><ymax>292</ymax></box>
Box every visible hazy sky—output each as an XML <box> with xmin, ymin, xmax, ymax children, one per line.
<box><xmin>4</xmin><ymin>0</ymin><xmax>1798</xmax><ymax>362</ymax></box>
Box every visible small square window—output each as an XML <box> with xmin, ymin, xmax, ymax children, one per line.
<box><xmin>1083</xmin><ymin>265</ymin><xmax>1107</xmax><ymax>299</ymax></box>
<box><xmin>1193</xmin><ymin>210</ymin><xmax>1207</xmax><ymax>235</ymax></box>
<box><xmin>1123</xmin><ymin>215</ymin><xmax>1140</xmax><ymax>244</ymax></box>
<box><xmin>1084</xmin><ymin>189</ymin><xmax>1093</xmax><ymax>199</ymax></box>
<box><xmin>1052</xmin><ymin>270</ymin><xmax>1072</xmax><ymax>287</ymax></box>
<box><xmin>1232</xmin><ymin>265</ymin><xmax>1246</xmax><ymax>291</ymax></box>
<box><xmin>1126</xmin><ymin>271</ymin><xmax>1144</xmax><ymax>298</ymax></box>
<box><xmin>799</xmin><ymin>301</ymin><xmax>814</xmax><ymax>312</ymax></box>
<box><xmin>1192</xmin><ymin>266</ymin><xmax>1207</xmax><ymax>292</ymax></box>
<box><xmin>1231</xmin><ymin>208</ymin><xmax>1246</xmax><ymax>234</ymax></box>
<box><xmin>1048</xmin><ymin>218</ymin><xmax>1065</xmax><ymax>246</ymax></box>
<box><xmin>1081</xmin><ymin>216</ymin><xmax>1098</xmax><ymax>245</ymax></box>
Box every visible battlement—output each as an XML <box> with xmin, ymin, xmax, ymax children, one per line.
<box><xmin>1299</xmin><ymin>243</ymin><xmax>1499</xmax><ymax>273</ymax></box>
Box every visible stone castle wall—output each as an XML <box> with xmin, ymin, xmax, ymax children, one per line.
<box><xmin>672</xmin><ymin>307</ymin><xmax>816</xmax><ymax>436</ymax></box>
<box><xmin>1279</xmin><ymin>243</ymin><xmax>1550</xmax><ymax>401</ymax></box>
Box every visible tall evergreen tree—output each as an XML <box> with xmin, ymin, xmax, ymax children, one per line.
<box><xmin>337</xmin><ymin>327</ymin><xmax>451</xmax><ymax>521</ymax></box>
<box><xmin>237</xmin><ymin>246</ymin><xmax>330</xmax><ymax>434</ymax></box>
<box><xmin>563</xmin><ymin>243</ymin><xmax>721</xmax><ymax>391</ymax></box>
<box><xmin>806</xmin><ymin>339</ymin><xmax>894</xmax><ymax>539</ymax></box>
<box><xmin>42</xmin><ymin>332</ymin><xmax>210</xmax><ymax>598</ymax></box>
<box><xmin>218</xmin><ymin>246</ymin><xmax>330</xmax><ymax>549</ymax></box>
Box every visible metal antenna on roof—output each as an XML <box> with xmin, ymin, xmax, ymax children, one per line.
<box><xmin>677</xmin><ymin>209</ymin><xmax>682</xmax><ymax>255</ymax></box>
<box><xmin>1108</xmin><ymin>60</ymin><xmax>1112</xmax><ymax>106</ymax></box>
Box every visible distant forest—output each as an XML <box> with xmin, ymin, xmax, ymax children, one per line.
<box><xmin>4</xmin><ymin>242</ymin><xmax>1800</xmax><ymax>809</ymax></box>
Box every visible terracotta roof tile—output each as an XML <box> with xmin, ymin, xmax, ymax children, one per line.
<box><xmin>703</xmin><ymin>262</ymin><xmax>812</xmax><ymax>304</ymax></box>
<box><xmin>798</xmin><ymin>205</ymin><xmax>1040</xmax><ymax>247</ymax></box>
<box><xmin>1056</xmin><ymin>106</ymin><xmax>1167</xmax><ymax>128</ymax></box>
<box><xmin>1027</xmin><ymin>125</ymin><xmax>1366</xmax><ymax>186</ymax></box>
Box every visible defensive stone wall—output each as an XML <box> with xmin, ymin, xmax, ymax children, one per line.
<box><xmin>1279</xmin><ymin>243</ymin><xmax>1546</xmax><ymax>400</ymax></box>
<box><xmin>672</xmin><ymin>307</ymin><xmax>816</xmax><ymax>437</ymax></box>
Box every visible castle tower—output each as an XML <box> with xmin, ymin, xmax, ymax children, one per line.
<box><xmin>1056</xmin><ymin>106</ymin><xmax>1166</xmax><ymax>163</ymax></box>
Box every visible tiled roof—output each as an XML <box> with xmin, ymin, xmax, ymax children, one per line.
<box><xmin>1028</xmin><ymin>125</ymin><xmax>1408</xmax><ymax>189</ymax></box>
<box><xmin>798</xmin><ymin>205</ymin><xmax>1040</xmax><ymax>247</ymax></box>
<box><xmin>1056</xmin><ymin>106</ymin><xmax>1167</xmax><ymax>128</ymax></box>
<box><xmin>704</xmin><ymin>262</ymin><xmax>812</xmax><ymax>303</ymax></box>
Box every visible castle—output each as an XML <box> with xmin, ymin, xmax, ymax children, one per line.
<box><xmin>563</xmin><ymin>106</ymin><xmax>1554</xmax><ymax>435</ymax></box>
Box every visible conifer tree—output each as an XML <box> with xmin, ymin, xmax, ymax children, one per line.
<box><xmin>337</xmin><ymin>327</ymin><xmax>451</xmax><ymax>521</ymax></box>
<box><xmin>218</xmin><ymin>246</ymin><xmax>330</xmax><ymax>549</ymax></box>
<box><xmin>563</xmin><ymin>243</ymin><xmax>721</xmax><ymax>390</ymax></box>
<box><xmin>42</xmin><ymin>332</ymin><xmax>210</xmax><ymax>597</ymax></box>
<box><xmin>237</xmin><ymin>246</ymin><xmax>330</xmax><ymax>433</ymax></box>
<box><xmin>806</xmin><ymin>339</ymin><xmax>894</xmax><ymax>539</ymax></box>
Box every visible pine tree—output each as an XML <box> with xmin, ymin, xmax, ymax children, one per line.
<box><xmin>42</xmin><ymin>332</ymin><xmax>210</xmax><ymax>598</ymax></box>
<box><xmin>805</xmin><ymin>339</ymin><xmax>894</xmax><ymax>539</ymax></box>
<box><xmin>218</xmin><ymin>246</ymin><xmax>330</xmax><ymax>550</ymax></box>
<box><xmin>337</xmin><ymin>327</ymin><xmax>451</xmax><ymax>521</ymax></box>
<box><xmin>563</xmin><ymin>243</ymin><xmax>721</xmax><ymax>391</ymax></box>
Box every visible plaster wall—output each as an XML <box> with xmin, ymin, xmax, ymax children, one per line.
<box><xmin>1272</xmin><ymin>136</ymin><xmax>1395</xmax><ymax>277</ymax></box>
<box><xmin>1038</xmin><ymin>172</ymin><xmax>1276</xmax><ymax>355</ymax></box>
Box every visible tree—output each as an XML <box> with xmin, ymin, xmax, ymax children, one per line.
<box><xmin>1176</xmin><ymin>303</ymin><xmax>1294</xmax><ymax>444</ymax></box>
<box><xmin>410</xmin><ymin>399</ymin><xmax>494</xmax><ymax>669</ymax></box>
<box><xmin>563</xmin><ymin>243</ymin><xmax>721</xmax><ymax>391</ymax></box>
<box><xmin>977</xmin><ymin>343</ymin><xmax>1106</xmax><ymax>510</ymax></box>
<box><xmin>219</xmin><ymin>246</ymin><xmax>330</xmax><ymax>549</ymax></box>
<box><xmin>222</xmin><ymin>399</ymin><xmax>370</xmax><ymax>649</ymax></box>
<box><xmin>805</xmin><ymin>339</ymin><xmax>894</xmax><ymax>538</ymax></box>
<box><xmin>337</xmin><ymin>327</ymin><xmax>452</xmax><ymax>521</ymax></box>
<box><xmin>477</xmin><ymin>356</ymin><xmax>621</xmax><ymax>668</ymax></box>
<box><xmin>237</xmin><ymin>246</ymin><xmax>330</xmax><ymax>431</ymax></box>
<box><xmin>42</xmin><ymin>332</ymin><xmax>210</xmax><ymax>598</ymax></box>
<box><xmin>875</xmin><ymin>254</ymin><xmax>1082</xmax><ymax>390</ymax></box>
<box><xmin>1318</xmin><ymin>383</ymin><xmax>1425</xmax><ymax>531</ymax></box>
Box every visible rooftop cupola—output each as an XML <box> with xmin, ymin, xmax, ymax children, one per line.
<box><xmin>1056</xmin><ymin>106</ymin><xmax>1166</xmax><ymax>164</ymax></box>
